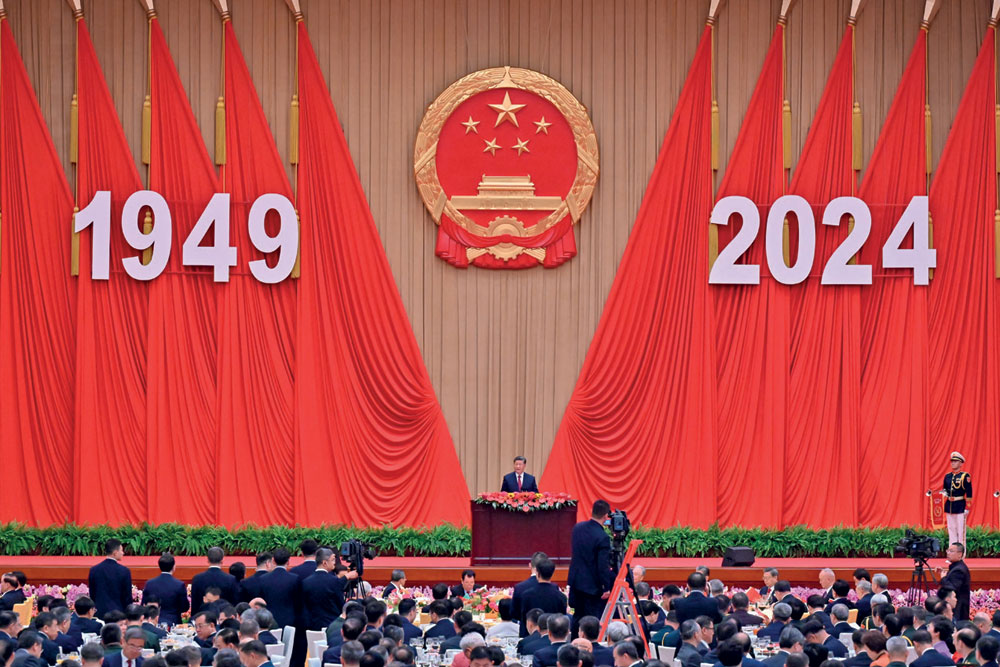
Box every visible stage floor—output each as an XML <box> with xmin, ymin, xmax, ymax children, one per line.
<box><xmin>4</xmin><ymin>555</ymin><xmax>1000</xmax><ymax>588</ymax></box>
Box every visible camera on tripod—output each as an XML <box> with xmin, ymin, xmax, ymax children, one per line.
<box><xmin>608</xmin><ymin>509</ymin><xmax>631</xmax><ymax>539</ymax></box>
<box><xmin>340</xmin><ymin>539</ymin><xmax>377</xmax><ymax>596</ymax></box>
<box><xmin>894</xmin><ymin>529</ymin><xmax>941</xmax><ymax>561</ymax></box>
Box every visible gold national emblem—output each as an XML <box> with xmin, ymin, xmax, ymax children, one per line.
<box><xmin>414</xmin><ymin>66</ymin><xmax>599</xmax><ymax>269</ymax></box>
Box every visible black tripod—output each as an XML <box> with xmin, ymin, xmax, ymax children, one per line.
<box><xmin>905</xmin><ymin>557</ymin><xmax>938</xmax><ymax>606</ymax></box>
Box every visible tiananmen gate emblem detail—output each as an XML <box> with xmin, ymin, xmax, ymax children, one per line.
<box><xmin>414</xmin><ymin>67</ymin><xmax>599</xmax><ymax>269</ymax></box>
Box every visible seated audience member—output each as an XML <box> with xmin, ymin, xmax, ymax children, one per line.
<box><xmin>104</xmin><ymin>611</ymin><xmax>127</xmax><ymax>635</ymax></box>
<box><xmin>323</xmin><ymin>617</ymin><xmax>366</xmax><ymax>664</ymax></box>
<box><xmin>801</xmin><ymin>644</ymin><xmax>829</xmax><ymax>667</ymax></box>
<box><xmin>805</xmin><ymin>597</ymin><xmax>835</xmax><ymax>635</ymax></box>
<box><xmin>703</xmin><ymin>620</ymin><xmax>738</xmax><ymax>665</ymax></box>
<box><xmin>885</xmin><ymin>637</ymin><xmax>910</xmax><ymax>667</ymax></box>
<box><xmin>215</xmin><ymin>649</ymin><xmax>241</xmax><ymax>667</ymax></box>
<box><xmin>831</xmin><ymin>604</ymin><xmax>855</xmax><ymax>638</ymax></box>
<box><xmin>101</xmin><ymin>624</ymin><xmax>123</xmax><ymax>656</ymax></box>
<box><xmin>786</xmin><ymin>656</ymin><xmax>809</xmax><ymax>667</ymax></box>
<box><xmin>192</xmin><ymin>611</ymin><xmax>218</xmax><ymax>649</ymax></box>
<box><xmin>955</xmin><ymin>628</ymin><xmax>980</xmax><ymax>665</ymax></box>
<box><xmin>466</xmin><ymin>647</ymin><xmax>493</xmax><ymax>667</ymax></box>
<box><xmin>455</xmin><ymin>633</ymin><xmax>487</xmax><ymax>667</ymax></box>
<box><xmin>759</xmin><ymin>605</ymin><xmax>793</xmax><ymax>643</ymax></box>
<box><xmin>651</xmin><ymin>611</ymin><xmax>680</xmax><ymax>647</ymax></box>
<box><xmin>124</xmin><ymin>605</ymin><xmax>159</xmax><ymax>651</ymax></box>
<box><xmin>52</xmin><ymin>607</ymin><xmax>80</xmax><ymax>655</ymax></box>
<box><xmin>239</xmin><ymin>618</ymin><xmax>260</xmax><ymax>644</ymax></box>
<box><xmin>214</xmin><ymin>628</ymin><xmax>240</xmax><ymax>651</ymax></box>
<box><xmin>33</xmin><ymin>611</ymin><xmax>61</xmax><ymax>665</ymax></box>
<box><xmin>253</xmin><ymin>610</ymin><xmax>277</xmax><ymax>646</ymax></box>
<box><xmin>357</xmin><ymin>630</ymin><xmax>383</xmax><ymax>652</ymax></box>
<box><xmin>162</xmin><ymin>650</ymin><xmax>187</xmax><ymax>667</ymax></box>
<box><xmin>392</xmin><ymin>646</ymin><xmax>416</xmax><ymax>666</ymax></box>
<box><xmin>990</xmin><ymin>613</ymin><xmax>1000</xmax><ymax>640</ymax></box>
<box><xmin>69</xmin><ymin>598</ymin><xmax>102</xmax><ymax>644</ymax></box>
<box><xmin>861</xmin><ymin>631</ymin><xmax>889</xmax><ymax>667</ymax></box>
<box><xmin>487</xmin><ymin>599</ymin><xmax>519</xmax><ymax>639</ymax></box>
<box><xmin>337</xmin><ymin>641</ymin><xmax>364</xmax><ymax>667</ymax></box>
<box><xmin>929</xmin><ymin>617</ymin><xmax>956</xmax><ymax>658</ymax></box>
<box><xmin>576</xmin><ymin>616</ymin><xmax>613</xmax><ymax>667</ymax></box>
<box><xmin>976</xmin><ymin>636</ymin><xmax>999</xmax><ymax>667</ymax></box>
<box><xmin>237</xmin><ymin>641</ymin><xmax>272</xmax><ymax>667</ymax></box>
<box><xmin>843</xmin><ymin>630</ymin><xmax>871</xmax><ymax>667</ymax></box>
<box><xmin>762</xmin><ymin>628</ymin><xmax>805</xmax><ymax>667</ymax></box>
<box><xmin>914</xmin><ymin>608</ymin><xmax>931</xmax><ymax>632</ymax></box>
<box><xmin>440</xmin><ymin>613</ymin><xmax>474</xmax><ymax>652</ymax></box>
<box><xmin>0</xmin><ymin>611</ymin><xmax>21</xmax><ymax>644</ymax></box>
<box><xmin>826</xmin><ymin>582</ymin><xmax>855</xmax><ymax>615</ymax></box>
<box><xmin>677</xmin><ymin>621</ymin><xmax>704</xmax><ymax>667</ymax></box>
<box><xmin>521</xmin><ymin>614</ymin><xmax>553</xmax><ymax>657</ymax></box>
<box><xmin>13</xmin><ymin>631</ymin><xmax>46</xmax><ymax>667</ymax></box>
<box><xmin>717</xmin><ymin>638</ymin><xmax>746</xmax><ymax>667</ymax></box>
<box><xmin>532</xmin><ymin>615</ymin><xmax>570</xmax><ymax>667</ymax></box>
<box><xmin>662</xmin><ymin>586</ymin><xmax>683</xmax><ymax>611</ymax></box>
<box><xmin>395</xmin><ymin>600</ymin><xmax>422</xmax><ymax>645</ymax></box>
<box><xmin>382</xmin><ymin>626</ymin><xmax>404</xmax><ymax>648</ymax></box>
<box><xmin>882</xmin><ymin>615</ymin><xmax>911</xmax><ymax>647</ymax></box>
<box><xmin>103</xmin><ymin>627</ymin><xmax>147</xmax><ymax>667</ymax></box>
<box><xmin>640</xmin><ymin>601</ymin><xmax>665</xmax><ymax>635</ymax></box>
<box><xmin>556</xmin><ymin>645</ymin><xmax>581</xmax><ymax>667</ymax></box>
<box><xmin>425</xmin><ymin>601</ymin><xmax>457</xmax><ymax>640</ymax></box>
<box><xmin>803</xmin><ymin>620</ymin><xmax>847</xmax><ymax>659</ymax></box>
<box><xmin>612</xmin><ymin>640</ymin><xmax>641</xmax><ymax>667</ymax></box>
<box><xmin>910</xmin><ymin>630</ymin><xmax>955</xmax><ymax>667</ymax></box>
<box><xmin>142</xmin><ymin>606</ymin><xmax>166</xmax><ymax>641</ymax></box>
<box><xmin>80</xmin><ymin>643</ymin><xmax>104</xmax><ymax>667</ymax></box>
<box><xmin>383</xmin><ymin>571</ymin><xmax>407</xmax><ymax>600</ymax></box>
<box><xmin>695</xmin><ymin>616</ymin><xmax>716</xmax><ymax>654</ymax></box>
<box><xmin>729</xmin><ymin>594</ymin><xmax>764</xmax><ymax>630</ymax></box>
<box><xmin>898</xmin><ymin>608</ymin><xmax>917</xmax><ymax>641</ymax></box>
<box><xmin>451</xmin><ymin>571</ymin><xmax>477</xmax><ymax>599</ymax></box>
<box><xmin>0</xmin><ymin>574</ymin><xmax>26</xmax><ymax>613</ymax></box>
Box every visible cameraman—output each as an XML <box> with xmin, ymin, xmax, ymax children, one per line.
<box><xmin>938</xmin><ymin>543</ymin><xmax>971</xmax><ymax>621</ymax></box>
<box><xmin>568</xmin><ymin>500</ymin><xmax>614</xmax><ymax>633</ymax></box>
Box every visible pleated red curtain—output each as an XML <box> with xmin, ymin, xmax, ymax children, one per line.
<box><xmin>712</xmin><ymin>24</ymin><xmax>788</xmax><ymax>527</ymax></box>
<box><xmin>784</xmin><ymin>25</ymin><xmax>860</xmax><ymax>527</ymax></box>
<box><xmin>72</xmin><ymin>19</ymin><xmax>149</xmax><ymax>525</ymax></box>
<box><xmin>214</xmin><ymin>21</ymin><xmax>296</xmax><ymax>526</ymax></box>
<box><xmin>928</xmin><ymin>25</ymin><xmax>1000</xmax><ymax>529</ymax></box>
<box><xmin>294</xmin><ymin>22</ymin><xmax>469</xmax><ymax>527</ymax></box>
<box><xmin>145</xmin><ymin>17</ymin><xmax>221</xmax><ymax>524</ymax></box>
<box><xmin>857</xmin><ymin>31</ymin><xmax>928</xmax><ymax>527</ymax></box>
<box><xmin>0</xmin><ymin>18</ymin><xmax>76</xmax><ymax>525</ymax></box>
<box><xmin>541</xmin><ymin>26</ymin><xmax>716</xmax><ymax>528</ymax></box>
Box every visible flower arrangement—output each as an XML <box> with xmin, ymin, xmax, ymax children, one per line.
<box><xmin>475</xmin><ymin>491</ymin><xmax>577</xmax><ymax>513</ymax></box>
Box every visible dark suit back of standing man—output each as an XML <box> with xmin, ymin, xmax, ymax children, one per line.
<box><xmin>301</xmin><ymin>548</ymin><xmax>346</xmax><ymax>631</ymax></box>
<box><xmin>522</xmin><ymin>559</ymin><xmax>568</xmax><ymax>622</ymax></box>
<box><xmin>142</xmin><ymin>553</ymin><xmax>189</xmax><ymax>626</ymax></box>
<box><xmin>567</xmin><ymin>500</ymin><xmax>613</xmax><ymax>632</ymax></box>
<box><xmin>88</xmin><ymin>539</ymin><xmax>133</xmax><ymax>619</ymax></box>
<box><xmin>260</xmin><ymin>547</ymin><xmax>302</xmax><ymax>629</ymax></box>
<box><xmin>674</xmin><ymin>573</ymin><xmax>723</xmax><ymax>625</ymax></box>
<box><xmin>500</xmin><ymin>456</ymin><xmax>540</xmax><ymax>493</ymax></box>
<box><xmin>190</xmin><ymin>547</ymin><xmax>239</xmax><ymax>615</ymax></box>
<box><xmin>288</xmin><ymin>540</ymin><xmax>320</xmax><ymax>580</ymax></box>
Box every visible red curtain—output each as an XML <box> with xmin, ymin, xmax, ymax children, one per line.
<box><xmin>145</xmin><ymin>18</ymin><xmax>221</xmax><ymax>524</ymax></box>
<box><xmin>928</xmin><ymin>26</ymin><xmax>1000</xmax><ymax>529</ymax></box>
<box><xmin>0</xmin><ymin>18</ymin><xmax>76</xmax><ymax>525</ymax></box>
<box><xmin>294</xmin><ymin>22</ymin><xmax>469</xmax><ymax>527</ymax></box>
<box><xmin>72</xmin><ymin>18</ymin><xmax>149</xmax><ymax>525</ymax></box>
<box><xmin>541</xmin><ymin>27</ymin><xmax>717</xmax><ymax>528</ymax></box>
<box><xmin>711</xmin><ymin>24</ymin><xmax>788</xmax><ymax>527</ymax></box>
<box><xmin>857</xmin><ymin>31</ymin><xmax>928</xmax><ymax>526</ymax></box>
<box><xmin>784</xmin><ymin>25</ymin><xmax>860</xmax><ymax>527</ymax></box>
<box><xmin>214</xmin><ymin>22</ymin><xmax>296</xmax><ymax>526</ymax></box>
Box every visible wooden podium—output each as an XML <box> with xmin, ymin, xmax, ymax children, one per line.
<box><xmin>470</xmin><ymin>501</ymin><xmax>578</xmax><ymax>565</ymax></box>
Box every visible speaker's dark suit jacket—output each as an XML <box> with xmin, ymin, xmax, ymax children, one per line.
<box><xmin>260</xmin><ymin>567</ymin><xmax>302</xmax><ymax>629</ymax></box>
<box><xmin>674</xmin><ymin>591</ymin><xmax>723</xmax><ymax>625</ymax></box>
<box><xmin>301</xmin><ymin>570</ymin><xmax>345</xmax><ymax>630</ymax></box>
<box><xmin>501</xmin><ymin>472</ymin><xmax>539</xmax><ymax>493</ymax></box>
<box><xmin>88</xmin><ymin>558</ymin><xmax>133</xmax><ymax>619</ymax></box>
<box><xmin>143</xmin><ymin>573</ymin><xmax>189</xmax><ymax>625</ymax></box>
<box><xmin>910</xmin><ymin>649</ymin><xmax>956</xmax><ymax>667</ymax></box>
<box><xmin>190</xmin><ymin>567</ymin><xmax>239</xmax><ymax>614</ymax></box>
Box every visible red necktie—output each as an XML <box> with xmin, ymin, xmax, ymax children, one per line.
<box><xmin>517</xmin><ymin>475</ymin><xmax>522</xmax><ymax>491</ymax></box>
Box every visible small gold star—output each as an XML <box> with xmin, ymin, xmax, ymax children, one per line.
<box><xmin>462</xmin><ymin>116</ymin><xmax>480</xmax><ymax>134</ymax></box>
<box><xmin>534</xmin><ymin>117</ymin><xmax>552</xmax><ymax>134</ymax></box>
<box><xmin>512</xmin><ymin>138</ymin><xmax>530</xmax><ymax>156</ymax></box>
<box><xmin>488</xmin><ymin>92</ymin><xmax>526</xmax><ymax>127</ymax></box>
<box><xmin>483</xmin><ymin>138</ymin><xmax>501</xmax><ymax>155</ymax></box>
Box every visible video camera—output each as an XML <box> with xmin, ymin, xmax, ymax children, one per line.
<box><xmin>894</xmin><ymin>529</ymin><xmax>941</xmax><ymax>561</ymax></box>
<box><xmin>608</xmin><ymin>509</ymin><xmax>631</xmax><ymax>539</ymax></box>
<box><xmin>340</xmin><ymin>539</ymin><xmax>377</xmax><ymax>578</ymax></box>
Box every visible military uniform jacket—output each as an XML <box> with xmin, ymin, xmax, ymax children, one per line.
<box><xmin>943</xmin><ymin>471</ymin><xmax>972</xmax><ymax>513</ymax></box>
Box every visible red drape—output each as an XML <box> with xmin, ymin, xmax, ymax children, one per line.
<box><xmin>928</xmin><ymin>26</ymin><xmax>1000</xmax><ymax>529</ymax></box>
<box><xmin>214</xmin><ymin>22</ymin><xmax>296</xmax><ymax>526</ymax></box>
<box><xmin>541</xmin><ymin>27</ymin><xmax>716</xmax><ymax>527</ymax></box>
<box><xmin>712</xmin><ymin>24</ymin><xmax>788</xmax><ymax>527</ymax></box>
<box><xmin>0</xmin><ymin>18</ymin><xmax>76</xmax><ymax>525</ymax></box>
<box><xmin>857</xmin><ymin>31</ymin><xmax>928</xmax><ymax>526</ymax></box>
<box><xmin>145</xmin><ymin>18</ymin><xmax>220</xmax><ymax>524</ymax></box>
<box><xmin>294</xmin><ymin>22</ymin><xmax>469</xmax><ymax>527</ymax></box>
<box><xmin>73</xmin><ymin>18</ymin><xmax>149</xmax><ymax>525</ymax></box>
<box><xmin>784</xmin><ymin>25</ymin><xmax>860</xmax><ymax>527</ymax></box>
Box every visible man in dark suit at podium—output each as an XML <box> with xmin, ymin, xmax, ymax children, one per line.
<box><xmin>501</xmin><ymin>457</ymin><xmax>539</xmax><ymax>493</ymax></box>
<box><xmin>567</xmin><ymin>500</ymin><xmax>613</xmax><ymax>632</ymax></box>
<box><xmin>88</xmin><ymin>539</ymin><xmax>133</xmax><ymax>619</ymax></box>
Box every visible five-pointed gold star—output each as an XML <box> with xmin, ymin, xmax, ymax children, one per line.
<box><xmin>488</xmin><ymin>92</ymin><xmax>526</xmax><ymax>127</ymax></box>
<box><xmin>483</xmin><ymin>137</ymin><xmax>501</xmax><ymax>155</ymax></box>
<box><xmin>461</xmin><ymin>116</ymin><xmax>480</xmax><ymax>134</ymax></box>
<box><xmin>512</xmin><ymin>138</ymin><xmax>530</xmax><ymax>156</ymax></box>
<box><xmin>534</xmin><ymin>117</ymin><xmax>552</xmax><ymax>134</ymax></box>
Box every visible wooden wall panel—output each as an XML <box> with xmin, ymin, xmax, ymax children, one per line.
<box><xmin>3</xmin><ymin>0</ymin><xmax>986</xmax><ymax>500</ymax></box>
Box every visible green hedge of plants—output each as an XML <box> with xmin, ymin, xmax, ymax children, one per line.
<box><xmin>2</xmin><ymin>523</ymin><xmax>999</xmax><ymax>558</ymax></box>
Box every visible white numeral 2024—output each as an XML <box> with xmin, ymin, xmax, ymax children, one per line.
<box><xmin>74</xmin><ymin>190</ymin><xmax>299</xmax><ymax>284</ymax></box>
<box><xmin>709</xmin><ymin>195</ymin><xmax>935</xmax><ymax>286</ymax></box>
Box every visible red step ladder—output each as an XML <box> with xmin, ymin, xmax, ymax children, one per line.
<box><xmin>596</xmin><ymin>539</ymin><xmax>648</xmax><ymax>657</ymax></box>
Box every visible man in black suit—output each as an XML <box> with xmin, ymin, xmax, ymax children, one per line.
<box><xmin>382</xmin><ymin>570</ymin><xmax>406</xmax><ymax>599</ymax></box>
<box><xmin>843</xmin><ymin>631</ymin><xmax>871</xmax><ymax>667</ymax></box>
<box><xmin>773</xmin><ymin>581</ymin><xmax>806</xmax><ymax>622</ymax></box>
<box><xmin>513</xmin><ymin>552</ymin><xmax>547</xmax><ymax>638</ymax></box>
<box><xmin>521</xmin><ymin>560</ymin><xmax>567</xmax><ymax>620</ymax></box>
<box><xmin>396</xmin><ymin>599</ymin><xmax>423</xmax><ymax>644</ymax></box>
<box><xmin>567</xmin><ymin>500</ymin><xmax>613</xmax><ymax>631</ymax></box>
<box><xmin>977</xmin><ymin>635</ymin><xmax>1000</xmax><ymax>667</ymax></box>
<box><xmin>289</xmin><ymin>540</ymin><xmax>319</xmax><ymax>579</ymax></box>
<box><xmin>576</xmin><ymin>616</ymin><xmax>613</xmax><ymax>667</ymax></box>
<box><xmin>760</xmin><ymin>569</ymin><xmax>779</xmax><ymax>606</ymax></box>
<box><xmin>501</xmin><ymin>456</ymin><xmax>539</xmax><ymax>493</ymax></box>
<box><xmin>677</xmin><ymin>621</ymin><xmax>705</xmax><ymax>667</ymax></box>
<box><xmin>802</xmin><ymin>620</ymin><xmax>847</xmax><ymax>659</ymax></box>
<box><xmin>302</xmin><ymin>547</ymin><xmax>349</xmax><ymax>631</ymax></box>
<box><xmin>762</xmin><ymin>627</ymin><xmax>805</xmax><ymax>667</ymax></box>
<box><xmin>818</xmin><ymin>569</ymin><xmax>836</xmax><ymax>604</ymax></box>
<box><xmin>855</xmin><ymin>581</ymin><xmax>875</xmax><ymax>626</ymax></box>
<box><xmin>190</xmin><ymin>548</ymin><xmax>239</xmax><ymax>615</ymax></box>
<box><xmin>829</xmin><ymin>604</ymin><xmax>854</xmax><ymax>638</ymax></box>
<box><xmin>87</xmin><ymin>539</ymin><xmax>132</xmax><ymax>620</ymax></box>
<box><xmin>51</xmin><ymin>607</ymin><xmax>80</xmax><ymax>654</ymax></box>
<box><xmin>519</xmin><ymin>613</ymin><xmax>551</xmax><ymax>656</ymax></box>
<box><xmin>757</xmin><ymin>604</ymin><xmax>793</xmax><ymax>643</ymax></box>
<box><xmin>67</xmin><ymin>597</ymin><xmax>101</xmax><ymax>644</ymax></box>
<box><xmin>674</xmin><ymin>573</ymin><xmax>723</xmax><ymax>625</ymax></box>
<box><xmin>141</xmin><ymin>605</ymin><xmax>166</xmax><ymax>641</ymax></box>
<box><xmin>33</xmin><ymin>612</ymin><xmax>61</xmax><ymax>666</ymax></box>
<box><xmin>238</xmin><ymin>640</ymin><xmax>275</xmax><ymax>667</ymax></box>
<box><xmin>451</xmin><ymin>570</ymin><xmax>477</xmax><ymax>599</ymax></box>
<box><xmin>142</xmin><ymin>553</ymin><xmax>188</xmax><ymax>626</ymax></box>
<box><xmin>240</xmin><ymin>553</ymin><xmax>274</xmax><ymax>604</ymax></box>
<box><xmin>531</xmin><ymin>614</ymin><xmax>570</xmax><ymax>667</ymax></box>
<box><xmin>911</xmin><ymin>630</ymin><xmax>955</xmax><ymax>667</ymax></box>
<box><xmin>727</xmin><ymin>593</ymin><xmax>764</xmax><ymax>629</ymax></box>
<box><xmin>259</xmin><ymin>548</ymin><xmax>302</xmax><ymax>630</ymax></box>
<box><xmin>0</xmin><ymin>610</ymin><xmax>21</xmax><ymax>644</ymax></box>
<box><xmin>939</xmin><ymin>543</ymin><xmax>972</xmax><ymax>622</ymax></box>
<box><xmin>423</xmin><ymin>600</ymin><xmax>457</xmax><ymax>640</ymax></box>
<box><xmin>103</xmin><ymin>627</ymin><xmax>146</xmax><ymax>667</ymax></box>
<box><xmin>825</xmin><ymin>580</ymin><xmax>855</xmax><ymax>615</ymax></box>
<box><xmin>804</xmin><ymin>596</ymin><xmax>835</xmax><ymax>635</ymax></box>
<box><xmin>321</xmin><ymin>617</ymin><xmax>365</xmax><ymax>664</ymax></box>
<box><xmin>0</xmin><ymin>573</ymin><xmax>26</xmax><ymax>612</ymax></box>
